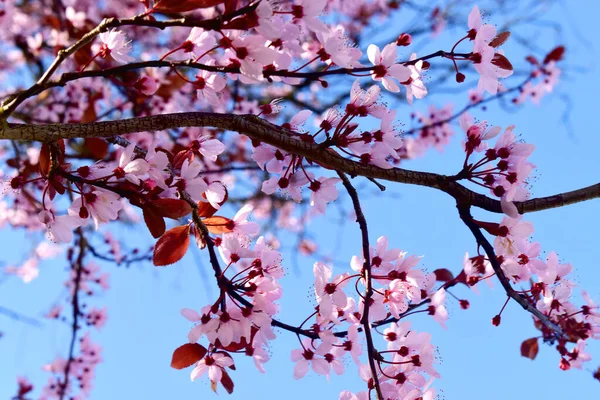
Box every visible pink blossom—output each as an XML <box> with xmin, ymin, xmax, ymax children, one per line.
<box><xmin>114</xmin><ymin>143</ymin><xmax>150</xmax><ymax>185</ymax></box>
<box><xmin>134</xmin><ymin>76</ymin><xmax>158</xmax><ymax>96</ymax></box>
<box><xmin>195</xmin><ymin>68</ymin><xmax>227</xmax><ymax>106</ymax></box>
<box><xmin>427</xmin><ymin>289</ymin><xmax>448</xmax><ymax>328</ymax></box>
<box><xmin>292</xmin><ymin>0</ymin><xmax>328</xmax><ymax>34</ymax></box>
<box><xmin>367</xmin><ymin>43</ymin><xmax>410</xmax><ymax>93</ymax></box>
<box><xmin>291</xmin><ymin>339</ymin><xmax>330</xmax><ymax>379</ymax></box>
<box><xmin>69</xmin><ymin>188</ymin><xmax>122</xmax><ymax>230</ymax></box>
<box><xmin>39</xmin><ymin>210</ymin><xmax>83</xmax><ymax>243</ymax></box>
<box><xmin>308</xmin><ymin>177</ymin><xmax>340</xmax><ymax>214</ymax></box>
<box><xmin>190</xmin><ymin>353</ymin><xmax>234</xmax><ymax>384</ymax></box>
<box><xmin>177</xmin><ymin>159</ymin><xmax>208</xmax><ymax>202</ymax></box>
<box><xmin>96</xmin><ymin>29</ymin><xmax>134</xmax><ymax>64</ymax></box>
<box><xmin>404</xmin><ymin>54</ymin><xmax>428</xmax><ymax>104</ymax></box>
<box><xmin>315</xmin><ymin>27</ymin><xmax>363</xmax><ymax>68</ymax></box>
<box><xmin>229</xmin><ymin>204</ymin><xmax>260</xmax><ymax>236</ymax></box>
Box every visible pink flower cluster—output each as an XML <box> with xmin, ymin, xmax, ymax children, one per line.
<box><xmin>37</xmin><ymin>135</ymin><xmax>225</xmax><ymax>243</ymax></box>
<box><xmin>289</xmin><ymin>236</ymin><xmax>445</xmax><ymax>399</ymax></box>
<box><xmin>460</xmin><ymin>114</ymin><xmax>535</xmax><ymax>217</ymax></box>
<box><xmin>40</xmin><ymin>334</ymin><xmax>102</xmax><ymax>400</ymax></box>
<box><xmin>465</xmin><ymin>213</ymin><xmax>600</xmax><ymax>370</ymax></box>
<box><xmin>181</xmin><ymin>207</ymin><xmax>283</xmax><ymax>391</ymax></box>
<box><xmin>466</xmin><ymin>6</ymin><xmax>514</xmax><ymax>94</ymax></box>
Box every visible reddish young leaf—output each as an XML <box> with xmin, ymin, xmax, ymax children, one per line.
<box><xmin>216</xmin><ymin>336</ymin><xmax>249</xmax><ymax>352</ymax></box>
<box><xmin>39</xmin><ymin>143</ymin><xmax>50</xmax><ymax>176</ymax></box>
<box><xmin>489</xmin><ymin>31</ymin><xmax>511</xmax><ymax>48</ymax></box>
<box><xmin>473</xmin><ymin>220</ymin><xmax>505</xmax><ymax>236</ymax></box>
<box><xmin>520</xmin><ymin>337</ymin><xmax>539</xmax><ymax>360</ymax></box>
<box><xmin>153</xmin><ymin>225</ymin><xmax>190</xmax><ymax>266</ymax></box>
<box><xmin>170</xmin><ymin>343</ymin><xmax>207</xmax><ymax>370</ymax></box>
<box><xmin>153</xmin><ymin>0</ymin><xmax>225</xmax><ymax>13</ymax></box>
<box><xmin>220</xmin><ymin>370</ymin><xmax>234</xmax><ymax>394</ymax></box>
<box><xmin>172</xmin><ymin>149</ymin><xmax>192</xmax><ymax>169</ymax></box>
<box><xmin>491</xmin><ymin>53</ymin><xmax>513</xmax><ymax>71</ymax></box>
<box><xmin>85</xmin><ymin>137</ymin><xmax>109</xmax><ymax>160</ymax></box>
<box><xmin>543</xmin><ymin>45</ymin><xmax>565</xmax><ymax>64</ymax></box>
<box><xmin>151</xmin><ymin>198</ymin><xmax>193</xmax><ymax>219</ymax></box>
<box><xmin>224</xmin><ymin>0</ymin><xmax>238</xmax><ymax>14</ymax></box>
<box><xmin>143</xmin><ymin>206</ymin><xmax>166</xmax><ymax>238</ymax></box>
<box><xmin>197</xmin><ymin>201</ymin><xmax>218</xmax><ymax>218</ymax></box>
<box><xmin>203</xmin><ymin>216</ymin><xmax>234</xmax><ymax>234</ymax></box>
<box><xmin>433</xmin><ymin>268</ymin><xmax>454</xmax><ymax>282</ymax></box>
<box><xmin>49</xmin><ymin>178</ymin><xmax>66</xmax><ymax>195</ymax></box>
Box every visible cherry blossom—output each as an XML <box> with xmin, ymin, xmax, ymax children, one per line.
<box><xmin>113</xmin><ymin>143</ymin><xmax>150</xmax><ymax>185</ymax></box>
<box><xmin>367</xmin><ymin>43</ymin><xmax>411</xmax><ymax>93</ymax></box>
<box><xmin>95</xmin><ymin>29</ymin><xmax>134</xmax><ymax>64</ymax></box>
<box><xmin>190</xmin><ymin>353</ymin><xmax>234</xmax><ymax>384</ymax></box>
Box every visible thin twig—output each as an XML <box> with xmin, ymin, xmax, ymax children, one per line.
<box><xmin>58</xmin><ymin>228</ymin><xmax>86</xmax><ymax>400</ymax></box>
<box><xmin>337</xmin><ymin>171</ymin><xmax>383</xmax><ymax>400</ymax></box>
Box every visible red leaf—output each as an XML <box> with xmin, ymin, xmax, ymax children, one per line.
<box><xmin>543</xmin><ymin>45</ymin><xmax>565</xmax><ymax>64</ymax></box>
<box><xmin>203</xmin><ymin>216</ymin><xmax>233</xmax><ymax>234</ymax></box>
<box><xmin>216</xmin><ymin>328</ymin><xmax>256</xmax><ymax>352</ymax></box>
<box><xmin>151</xmin><ymin>198</ymin><xmax>192</xmax><ymax>219</ymax></box>
<box><xmin>224</xmin><ymin>0</ymin><xmax>238</xmax><ymax>14</ymax></box>
<box><xmin>153</xmin><ymin>225</ymin><xmax>190</xmax><ymax>266</ymax></box>
<box><xmin>433</xmin><ymin>268</ymin><xmax>454</xmax><ymax>282</ymax></box>
<box><xmin>154</xmin><ymin>0</ymin><xmax>225</xmax><ymax>13</ymax></box>
<box><xmin>49</xmin><ymin>178</ymin><xmax>66</xmax><ymax>195</ymax></box>
<box><xmin>85</xmin><ymin>138</ymin><xmax>109</xmax><ymax>160</ymax></box>
<box><xmin>473</xmin><ymin>220</ymin><xmax>504</xmax><ymax>236</ymax></box>
<box><xmin>520</xmin><ymin>337</ymin><xmax>539</xmax><ymax>360</ymax></box>
<box><xmin>39</xmin><ymin>143</ymin><xmax>51</xmax><ymax>176</ymax></box>
<box><xmin>197</xmin><ymin>201</ymin><xmax>218</xmax><ymax>218</ymax></box>
<box><xmin>489</xmin><ymin>31</ymin><xmax>511</xmax><ymax>48</ymax></box>
<box><xmin>143</xmin><ymin>206</ymin><xmax>166</xmax><ymax>238</ymax></box>
<box><xmin>172</xmin><ymin>149</ymin><xmax>192</xmax><ymax>169</ymax></box>
<box><xmin>170</xmin><ymin>343</ymin><xmax>207</xmax><ymax>370</ymax></box>
<box><xmin>220</xmin><ymin>370</ymin><xmax>234</xmax><ymax>394</ymax></box>
<box><xmin>491</xmin><ymin>53</ymin><xmax>513</xmax><ymax>71</ymax></box>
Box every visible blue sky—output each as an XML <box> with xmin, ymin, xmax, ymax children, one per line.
<box><xmin>1</xmin><ymin>1</ymin><xmax>599</xmax><ymax>399</ymax></box>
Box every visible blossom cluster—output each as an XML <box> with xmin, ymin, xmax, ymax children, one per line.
<box><xmin>177</xmin><ymin>206</ymin><xmax>285</xmax><ymax>392</ymax></box>
<box><xmin>463</xmin><ymin>213</ymin><xmax>600</xmax><ymax>370</ymax></box>
<box><xmin>40</xmin><ymin>334</ymin><xmax>103</xmax><ymax>399</ymax></box>
<box><xmin>288</xmin><ymin>237</ymin><xmax>445</xmax><ymax>399</ymax></box>
<box><xmin>460</xmin><ymin>114</ymin><xmax>535</xmax><ymax>217</ymax></box>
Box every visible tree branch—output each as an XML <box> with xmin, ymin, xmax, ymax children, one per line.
<box><xmin>3</xmin><ymin>113</ymin><xmax>598</xmax><ymax>214</ymax></box>
<box><xmin>337</xmin><ymin>171</ymin><xmax>383</xmax><ymax>400</ymax></box>
<box><xmin>58</xmin><ymin>228</ymin><xmax>86</xmax><ymax>400</ymax></box>
<box><xmin>457</xmin><ymin>204</ymin><xmax>564</xmax><ymax>338</ymax></box>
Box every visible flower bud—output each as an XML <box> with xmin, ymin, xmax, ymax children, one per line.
<box><xmin>492</xmin><ymin>314</ymin><xmax>501</xmax><ymax>326</ymax></box>
<box><xmin>396</xmin><ymin>33</ymin><xmax>412</xmax><ymax>46</ymax></box>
